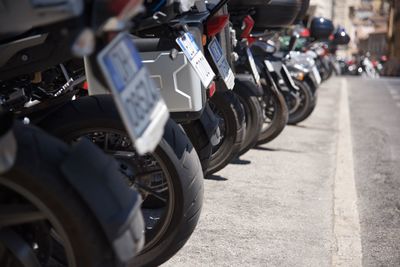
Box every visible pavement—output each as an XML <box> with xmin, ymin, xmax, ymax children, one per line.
<box><xmin>163</xmin><ymin>76</ymin><xmax>400</xmax><ymax>267</ymax></box>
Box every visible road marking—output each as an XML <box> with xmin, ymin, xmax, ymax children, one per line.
<box><xmin>385</xmin><ymin>82</ymin><xmax>400</xmax><ymax>107</ymax></box>
<box><xmin>389</xmin><ymin>89</ymin><xmax>397</xmax><ymax>96</ymax></box>
<box><xmin>332</xmin><ymin>78</ymin><xmax>362</xmax><ymax>267</ymax></box>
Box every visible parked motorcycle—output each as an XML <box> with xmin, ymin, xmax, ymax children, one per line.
<box><xmin>0</xmin><ymin>0</ymin><xmax>157</xmax><ymax>266</ymax></box>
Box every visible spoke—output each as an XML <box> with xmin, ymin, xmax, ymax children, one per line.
<box><xmin>0</xmin><ymin>204</ymin><xmax>46</xmax><ymax>227</ymax></box>
<box><xmin>135</xmin><ymin>183</ymin><xmax>167</xmax><ymax>203</ymax></box>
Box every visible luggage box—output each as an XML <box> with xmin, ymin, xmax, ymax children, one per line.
<box><xmin>310</xmin><ymin>17</ymin><xmax>334</xmax><ymax>40</ymax></box>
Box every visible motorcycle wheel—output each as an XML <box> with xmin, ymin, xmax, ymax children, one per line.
<box><xmin>37</xmin><ymin>95</ymin><xmax>204</xmax><ymax>267</ymax></box>
<box><xmin>207</xmin><ymin>90</ymin><xmax>245</xmax><ymax>175</ymax></box>
<box><xmin>0</xmin><ymin>122</ymin><xmax>128</xmax><ymax>267</ymax></box>
<box><xmin>181</xmin><ymin>119</ymin><xmax>212</xmax><ymax>174</ymax></box>
<box><xmin>302</xmin><ymin>79</ymin><xmax>319</xmax><ymax>120</ymax></box>
<box><xmin>257</xmin><ymin>80</ymin><xmax>289</xmax><ymax>145</ymax></box>
<box><xmin>234</xmin><ymin>80</ymin><xmax>263</xmax><ymax>156</ymax></box>
<box><xmin>287</xmin><ymin>80</ymin><xmax>314</xmax><ymax>125</ymax></box>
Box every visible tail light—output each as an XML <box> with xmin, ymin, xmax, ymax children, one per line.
<box><xmin>82</xmin><ymin>81</ymin><xmax>89</xmax><ymax>90</ymax></box>
<box><xmin>208</xmin><ymin>82</ymin><xmax>216</xmax><ymax>97</ymax></box>
<box><xmin>300</xmin><ymin>28</ymin><xmax>310</xmax><ymax>38</ymax></box>
<box><xmin>206</xmin><ymin>15</ymin><xmax>230</xmax><ymax>37</ymax></box>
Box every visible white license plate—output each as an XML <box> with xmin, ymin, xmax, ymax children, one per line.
<box><xmin>246</xmin><ymin>48</ymin><xmax>260</xmax><ymax>84</ymax></box>
<box><xmin>207</xmin><ymin>38</ymin><xmax>235</xmax><ymax>90</ymax></box>
<box><xmin>176</xmin><ymin>32</ymin><xmax>215</xmax><ymax>88</ymax></box>
<box><xmin>312</xmin><ymin>66</ymin><xmax>322</xmax><ymax>84</ymax></box>
<box><xmin>97</xmin><ymin>33</ymin><xmax>168</xmax><ymax>155</ymax></box>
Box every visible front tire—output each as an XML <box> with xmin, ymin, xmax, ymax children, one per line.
<box><xmin>257</xmin><ymin>81</ymin><xmax>289</xmax><ymax>145</ymax></box>
<box><xmin>287</xmin><ymin>80</ymin><xmax>314</xmax><ymax>125</ymax></box>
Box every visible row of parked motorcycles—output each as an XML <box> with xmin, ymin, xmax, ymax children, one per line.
<box><xmin>338</xmin><ymin>53</ymin><xmax>384</xmax><ymax>78</ymax></box>
<box><xmin>0</xmin><ymin>0</ymin><xmax>350</xmax><ymax>266</ymax></box>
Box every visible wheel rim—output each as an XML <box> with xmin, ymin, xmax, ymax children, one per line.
<box><xmin>67</xmin><ymin>129</ymin><xmax>175</xmax><ymax>253</ymax></box>
<box><xmin>0</xmin><ymin>181</ymin><xmax>76</xmax><ymax>267</ymax></box>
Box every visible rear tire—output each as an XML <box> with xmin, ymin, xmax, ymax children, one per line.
<box><xmin>36</xmin><ymin>95</ymin><xmax>204</xmax><ymax>267</ymax></box>
<box><xmin>207</xmin><ymin>90</ymin><xmax>245</xmax><ymax>175</ymax></box>
<box><xmin>234</xmin><ymin>80</ymin><xmax>263</xmax><ymax>156</ymax></box>
<box><xmin>0</xmin><ymin>122</ymin><xmax>125</xmax><ymax>267</ymax></box>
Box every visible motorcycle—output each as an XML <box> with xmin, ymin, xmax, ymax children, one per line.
<box><xmin>0</xmin><ymin>0</ymin><xmax>161</xmax><ymax>266</ymax></box>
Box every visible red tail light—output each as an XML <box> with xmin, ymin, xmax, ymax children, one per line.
<box><xmin>206</xmin><ymin>15</ymin><xmax>230</xmax><ymax>37</ymax></box>
<box><xmin>82</xmin><ymin>81</ymin><xmax>89</xmax><ymax>90</ymax></box>
<box><xmin>208</xmin><ymin>82</ymin><xmax>216</xmax><ymax>97</ymax></box>
<box><xmin>240</xmin><ymin>15</ymin><xmax>254</xmax><ymax>39</ymax></box>
<box><xmin>300</xmin><ymin>28</ymin><xmax>310</xmax><ymax>38</ymax></box>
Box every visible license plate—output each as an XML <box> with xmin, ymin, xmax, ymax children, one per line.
<box><xmin>97</xmin><ymin>33</ymin><xmax>168</xmax><ymax>155</ymax></box>
<box><xmin>207</xmin><ymin>38</ymin><xmax>235</xmax><ymax>90</ymax></box>
<box><xmin>176</xmin><ymin>32</ymin><xmax>215</xmax><ymax>88</ymax></box>
<box><xmin>246</xmin><ymin>48</ymin><xmax>260</xmax><ymax>84</ymax></box>
<box><xmin>312</xmin><ymin>66</ymin><xmax>322</xmax><ymax>84</ymax></box>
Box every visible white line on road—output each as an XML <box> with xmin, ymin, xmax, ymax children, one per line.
<box><xmin>332</xmin><ymin>78</ymin><xmax>362</xmax><ymax>267</ymax></box>
<box><xmin>389</xmin><ymin>89</ymin><xmax>398</xmax><ymax>96</ymax></box>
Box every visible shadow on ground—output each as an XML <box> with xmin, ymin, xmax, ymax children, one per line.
<box><xmin>205</xmin><ymin>174</ymin><xmax>228</xmax><ymax>181</ymax></box>
<box><xmin>253</xmin><ymin>146</ymin><xmax>303</xmax><ymax>153</ymax></box>
<box><xmin>291</xmin><ymin>124</ymin><xmax>335</xmax><ymax>132</ymax></box>
<box><xmin>230</xmin><ymin>158</ymin><xmax>251</xmax><ymax>165</ymax></box>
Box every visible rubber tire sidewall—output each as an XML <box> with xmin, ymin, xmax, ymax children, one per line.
<box><xmin>257</xmin><ymin>83</ymin><xmax>289</xmax><ymax>145</ymax></box>
<box><xmin>1</xmin><ymin>122</ymin><xmax>118</xmax><ymax>267</ymax></box>
<box><xmin>233</xmin><ymin>82</ymin><xmax>263</xmax><ymax>156</ymax></box>
<box><xmin>287</xmin><ymin>80</ymin><xmax>314</xmax><ymax>125</ymax></box>
<box><xmin>36</xmin><ymin>95</ymin><xmax>204</xmax><ymax>267</ymax></box>
<box><xmin>207</xmin><ymin>90</ymin><xmax>245</xmax><ymax>175</ymax></box>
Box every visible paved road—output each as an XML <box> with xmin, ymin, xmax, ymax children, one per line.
<box><xmin>163</xmin><ymin>77</ymin><xmax>400</xmax><ymax>266</ymax></box>
<box><xmin>349</xmin><ymin>77</ymin><xmax>400</xmax><ymax>266</ymax></box>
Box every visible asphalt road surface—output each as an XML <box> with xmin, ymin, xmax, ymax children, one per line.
<box><xmin>163</xmin><ymin>76</ymin><xmax>400</xmax><ymax>267</ymax></box>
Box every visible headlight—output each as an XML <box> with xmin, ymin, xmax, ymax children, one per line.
<box><xmin>290</xmin><ymin>71</ymin><xmax>305</xmax><ymax>81</ymax></box>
